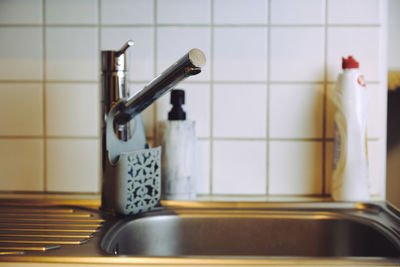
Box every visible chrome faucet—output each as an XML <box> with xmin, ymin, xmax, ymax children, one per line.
<box><xmin>112</xmin><ymin>47</ymin><xmax>206</xmax><ymax>126</ymax></box>
<box><xmin>101</xmin><ymin>40</ymin><xmax>205</xmax><ymax>214</ymax></box>
<box><xmin>102</xmin><ymin>41</ymin><xmax>205</xmax><ymax>161</ymax></box>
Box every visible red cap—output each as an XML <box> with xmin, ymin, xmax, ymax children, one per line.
<box><xmin>342</xmin><ymin>56</ymin><xmax>359</xmax><ymax>69</ymax></box>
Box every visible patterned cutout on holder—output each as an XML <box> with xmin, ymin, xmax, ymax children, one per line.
<box><xmin>125</xmin><ymin>149</ymin><xmax>161</xmax><ymax>215</ymax></box>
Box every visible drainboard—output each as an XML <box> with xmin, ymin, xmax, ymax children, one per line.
<box><xmin>0</xmin><ymin>206</ymin><xmax>103</xmax><ymax>255</ymax></box>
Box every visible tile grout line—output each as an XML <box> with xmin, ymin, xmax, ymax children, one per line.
<box><xmin>209</xmin><ymin>0</ymin><xmax>215</xmax><ymax>195</ymax></box>
<box><xmin>265</xmin><ymin>0</ymin><xmax>271</xmax><ymax>196</ymax></box>
<box><xmin>42</xmin><ymin>0</ymin><xmax>47</xmax><ymax>192</ymax></box>
<box><xmin>322</xmin><ymin>0</ymin><xmax>329</xmax><ymax>196</ymax></box>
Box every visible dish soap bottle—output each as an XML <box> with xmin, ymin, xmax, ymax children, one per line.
<box><xmin>158</xmin><ymin>89</ymin><xmax>197</xmax><ymax>200</ymax></box>
<box><xmin>331</xmin><ymin>56</ymin><xmax>370</xmax><ymax>201</ymax></box>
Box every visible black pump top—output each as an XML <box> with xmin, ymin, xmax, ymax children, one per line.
<box><xmin>168</xmin><ymin>89</ymin><xmax>186</xmax><ymax>120</ymax></box>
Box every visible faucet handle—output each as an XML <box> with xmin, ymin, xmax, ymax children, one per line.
<box><xmin>116</xmin><ymin>40</ymin><xmax>134</xmax><ymax>57</ymax></box>
<box><xmin>101</xmin><ymin>40</ymin><xmax>134</xmax><ymax>72</ymax></box>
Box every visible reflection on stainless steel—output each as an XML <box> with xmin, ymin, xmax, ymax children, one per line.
<box><xmin>0</xmin><ymin>208</ymin><xmax>75</xmax><ymax>214</ymax></box>
<box><xmin>0</xmin><ymin>234</ymin><xmax>93</xmax><ymax>239</ymax></box>
<box><xmin>0</xmin><ymin>245</ymin><xmax>60</xmax><ymax>251</ymax></box>
<box><xmin>0</xmin><ymin>213</ymin><xmax>92</xmax><ymax>218</ymax></box>
<box><xmin>0</xmin><ymin>252</ymin><xmax>24</xmax><ymax>255</ymax></box>
<box><xmin>0</xmin><ymin>201</ymin><xmax>400</xmax><ymax>266</ymax></box>
<box><xmin>112</xmin><ymin>48</ymin><xmax>205</xmax><ymax>125</ymax></box>
<box><xmin>101</xmin><ymin>40</ymin><xmax>134</xmax><ymax>142</ymax></box>
<box><xmin>0</xmin><ymin>218</ymin><xmax>103</xmax><ymax>223</ymax></box>
<box><xmin>0</xmin><ymin>240</ymin><xmax>88</xmax><ymax>245</ymax></box>
<box><xmin>0</xmin><ymin>223</ymin><xmax>102</xmax><ymax>228</ymax></box>
<box><xmin>101</xmin><ymin>202</ymin><xmax>400</xmax><ymax>258</ymax></box>
<box><xmin>0</xmin><ymin>206</ymin><xmax>102</xmax><ymax>255</ymax></box>
<box><xmin>0</xmin><ymin>228</ymin><xmax>99</xmax><ymax>233</ymax></box>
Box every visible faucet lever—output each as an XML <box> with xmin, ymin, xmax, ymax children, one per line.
<box><xmin>116</xmin><ymin>40</ymin><xmax>134</xmax><ymax>57</ymax></box>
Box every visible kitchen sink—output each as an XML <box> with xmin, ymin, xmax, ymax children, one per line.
<box><xmin>0</xmin><ymin>199</ymin><xmax>399</xmax><ymax>265</ymax></box>
<box><xmin>100</xmin><ymin>202</ymin><xmax>400</xmax><ymax>258</ymax></box>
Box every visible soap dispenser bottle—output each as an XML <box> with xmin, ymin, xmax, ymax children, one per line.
<box><xmin>158</xmin><ymin>89</ymin><xmax>197</xmax><ymax>200</ymax></box>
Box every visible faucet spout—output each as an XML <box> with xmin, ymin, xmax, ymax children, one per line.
<box><xmin>113</xmin><ymin>48</ymin><xmax>206</xmax><ymax>125</ymax></box>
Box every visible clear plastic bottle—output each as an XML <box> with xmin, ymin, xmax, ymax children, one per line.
<box><xmin>331</xmin><ymin>56</ymin><xmax>370</xmax><ymax>201</ymax></box>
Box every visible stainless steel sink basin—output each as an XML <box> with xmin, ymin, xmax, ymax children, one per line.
<box><xmin>101</xmin><ymin>202</ymin><xmax>400</xmax><ymax>258</ymax></box>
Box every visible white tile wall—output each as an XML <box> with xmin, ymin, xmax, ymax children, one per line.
<box><xmin>269</xmin><ymin>141</ymin><xmax>323</xmax><ymax>195</ymax></box>
<box><xmin>45</xmin><ymin>0</ymin><xmax>98</xmax><ymax>25</ymax></box>
<box><xmin>46</xmin><ymin>27</ymin><xmax>98</xmax><ymax>81</ymax></box>
<box><xmin>0</xmin><ymin>0</ymin><xmax>42</xmax><ymax>25</ymax></box>
<box><xmin>157</xmin><ymin>0</ymin><xmax>211</xmax><ymax>24</ymax></box>
<box><xmin>100</xmin><ymin>0</ymin><xmax>154</xmax><ymax>25</ymax></box>
<box><xmin>214</xmin><ymin>27</ymin><xmax>268</xmax><ymax>81</ymax></box>
<box><xmin>214</xmin><ymin>0</ymin><xmax>268</xmax><ymax>25</ymax></box>
<box><xmin>0</xmin><ymin>0</ymin><xmax>387</xmax><ymax>198</ymax></box>
<box><xmin>270</xmin><ymin>27</ymin><xmax>325</xmax><ymax>82</ymax></box>
<box><xmin>46</xmin><ymin>83</ymin><xmax>99</xmax><ymax>137</ymax></box>
<box><xmin>0</xmin><ymin>83</ymin><xmax>43</xmax><ymax>136</ymax></box>
<box><xmin>270</xmin><ymin>0</ymin><xmax>325</xmax><ymax>25</ymax></box>
<box><xmin>0</xmin><ymin>28</ymin><xmax>43</xmax><ymax>80</ymax></box>
<box><xmin>197</xmin><ymin>140</ymin><xmax>211</xmax><ymax>194</ymax></box>
<box><xmin>0</xmin><ymin>139</ymin><xmax>44</xmax><ymax>191</ymax></box>
<box><xmin>183</xmin><ymin>83</ymin><xmax>211</xmax><ymax>138</ymax></box>
<box><xmin>46</xmin><ymin>139</ymin><xmax>100</xmax><ymax>192</ymax></box>
<box><xmin>213</xmin><ymin>84</ymin><xmax>267</xmax><ymax>138</ymax></box>
<box><xmin>213</xmin><ymin>140</ymin><xmax>267</xmax><ymax>195</ymax></box>
<box><xmin>270</xmin><ymin>84</ymin><xmax>323</xmax><ymax>139</ymax></box>
<box><xmin>327</xmin><ymin>0</ymin><xmax>382</xmax><ymax>25</ymax></box>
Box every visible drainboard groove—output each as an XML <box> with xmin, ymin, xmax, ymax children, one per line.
<box><xmin>0</xmin><ymin>228</ymin><xmax>99</xmax><ymax>233</ymax></box>
<box><xmin>0</xmin><ymin>213</ymin><xmax>93</xmax><ymax>218</ymax></box>
<box><xmin>0</xmin><ymin>218</ymin><xmax>103</xmax><ymax>223</ymax></box>
<box><xmin>0</xmin><ymin>240</ymin><xmax>88</xmax><ymax>245</ymax></box>
<box><xmin>0</xmin><ymin>223</ymin><xmax>103</xmax><ymax>227</ymax></box>
<box><xmin>0</xmin><ymin>245</ymin><xmax>61</xmax><ymax>251</ymax></box>
<box><xmin>0</xmin><ymin>208</ymin><xmax>75</xmax><ymax>214</ymax></box>
<box><xmin>0</xmin><ymin>234</ymin><xmax>93</xmax><ymax>239</ymax></box>
<box><xmin>0</xmin><ymin>251</ymin><xmax>25</xmax><ymax>255</ymax></box>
